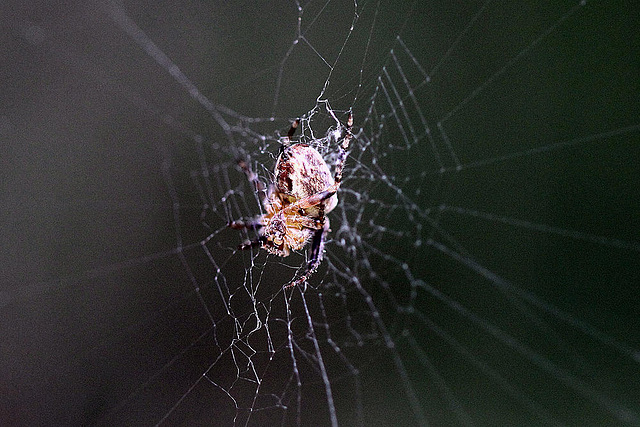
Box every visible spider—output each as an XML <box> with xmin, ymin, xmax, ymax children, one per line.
<box><xmin>229</xmin><ymin>113</ymin><xmax>353</xmax><ymax>287</ymax></box>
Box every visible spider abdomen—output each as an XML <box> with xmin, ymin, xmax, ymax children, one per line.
<box><xmin>274</xmin><ymin>144</ymin><xmax>338</xmax><ymax>215</ymax></box>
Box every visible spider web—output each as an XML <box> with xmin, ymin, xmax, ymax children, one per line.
<box><xmin>2</xmin><ymin>0</ymin><xmax>640</xmax><ymax>426</ymax></box>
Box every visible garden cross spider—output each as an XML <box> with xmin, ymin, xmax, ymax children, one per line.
<box><xmin>229</xmin><ymin>113</ymin><xmax>353</xmax><ymax>287</ymax></box>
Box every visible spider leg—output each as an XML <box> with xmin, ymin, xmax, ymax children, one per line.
<box><xmin>291</xmin><ymin>215</ymin><xmax>324</xmax><ymax>230</ymax></box>
<box><xmin>238</xmin><ymin>235</ymin><xmax>266</xmax><ymax>251</ymax></box>
<box><xmin>281</xmin><ymin>118</ymin><xmax>300</xmax><ymax>147</ymax></box>
<box><xmin>228</xmin><ymin>219</ymin><xmax>264</xmax><ymax>249</ymax></box>
<box><xmin>288</xmin><ymin>119</ymin><xmax>300</xmax><ymax>139</ymax></box>
<box><xmin>228</xmin><ymin>219</ymin><xmax>263</xmax><ymax>230</ymax></box>
<box><xmin>285</xmin><ymin>218</ymin><xmax>330</xmax><ymax>288</ymax></box>
<box><xmin>282</xmin><ymin>183</ymin><xmax>338</xmax><ymax>215</ymax></box>
<box><xmin>334</xmin><ymin>112</ymin><xmax>353</xmax><ymax>185</ymax></box>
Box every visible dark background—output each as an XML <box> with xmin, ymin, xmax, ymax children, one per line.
<box><xmin>1</xmin><ymin>0</ymin><xmax>639</xmax><ymax>426</ymax></box>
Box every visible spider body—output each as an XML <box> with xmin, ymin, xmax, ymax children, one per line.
<box><xmin>274</xmin><ymin>144</ymin><xmax>338</xmax><ymax>220</ymax></box>
<box><xmin>229</xmin><ymin>114</ymin><xmax>353</xmax><ymax>286</ymax></box>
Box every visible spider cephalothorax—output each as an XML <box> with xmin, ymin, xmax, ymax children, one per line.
<box><xmin>229</xmin><ymin>113</ymin><xmax>353</xmax><ymax>287</ymax></box>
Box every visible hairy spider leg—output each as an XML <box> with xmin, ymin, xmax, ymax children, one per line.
<box><xmin>228</xmin><ymin>218</ymin><xmax>263</xmax><ymax>231</ymax></box>
<box><xmin>281</xmin><ymin>118</ymin><xmax>300</xmax><ymax>147</ymax></box>
<box><xmin>228</xmin><ymin>217</ymin><xmax>267</xmax><ymax>249</ymax></box>
<box><xmin>333</xmin><ymin>112</ymin><xmax>353</xmax><ymax>185</ymax></box>
<box><xmin>286</xmin><ymin>218</ymin><xmax>331</xmax><ymax>288</ymax></box>
<box><xmin>238</xmin><ymin>235</ymin><xmax>267</xmax><ymax>250</ymax></box>
<box><xmin>282</xmin><ymin>183</ymin><xmax>339</xmax><ymax>216</ymax></box>
<box><xmin>288</xmin><ymin>119</ymin><xmax>300</xmax><ymax>138</ymax></box>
